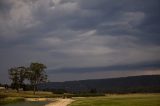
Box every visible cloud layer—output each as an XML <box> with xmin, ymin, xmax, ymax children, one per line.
<box><xmin>0</xmin><ymin>0</ymin><xmax>160</xmax><ymax>83</ymax></box>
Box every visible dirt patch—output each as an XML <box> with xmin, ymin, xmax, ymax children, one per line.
<box><xmin>45</xmin><ymin>99</ymin><xmax>74</xmax><ymax>106</ymax></box>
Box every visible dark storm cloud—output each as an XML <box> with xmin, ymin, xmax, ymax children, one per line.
<box><xmin>0</xmin><ymin>0</ymin><xmax>160</xmax><ymax>82</ymax></box>
<box><xmin>48</xmin><ymin>60</ymin><xmax>160</xmax><ymax>74</ymax></box>
<box><xmin>1</xmin><ymin>0</ymin><xmax>159</xmax><ymax>46</ymax></box>
<box><xmin>0</xmin><ymin>0</ymin><xmax>12</xmax><ymax>14</ymax></box>
<box><xmin>75</xmin><ymin>0</ymin><xmax>160</xmax><ymax>45</ymax></box>
<box><xmin>40</xmin><ymin>0</ymin><xmax>160</xmax><ymax>45</ymax></box>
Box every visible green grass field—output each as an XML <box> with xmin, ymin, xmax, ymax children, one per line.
<box><xmin>69</xmin><ymin>94</ymin><xmax>160</xmax><ymax>106</ymax></box>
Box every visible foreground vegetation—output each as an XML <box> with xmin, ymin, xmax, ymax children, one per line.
<box><xmin>69</xmin><ymin>94</ymin><xmax>160</xmax><ymax>106</ymax></box>
<box><xmin>0</xmin><ymin>90</ymin><xmax>60</xmax><ymax>105</ymax></box>
<box><xmin>1</xmin><ymin>89</ymin><xmax>160</xmax><ymax>106</ymax></box>
<box><xmin>0</xmin><ymin>90</ymin><xmax>61</xmax><ymax>98</ymax></box>
<box><xmin>8</xmin><ymin>62</ymin><xmax>47</xmax><ymax>94</ymax></box>
<box><xmin>0</xmin><ymin>97</ymin><xmax>24</xmax><ymax>105</ymax></box>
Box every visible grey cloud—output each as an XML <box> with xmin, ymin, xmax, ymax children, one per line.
<box><xmin>0</xmin><ymin>0</ymin><xmax>12</xmax><ymax>14</ymax></box>
<box><xmin>0</xmin><ymin>0</ymin><xmax>160</xmax><ymax>83</ymax></box>
<box><xmin>75</xmin><ymin>0</ymin><xmax>160</xmax><ymax>45</ymax></box>
<box><xmin>48</xmin><ymin>69</ymin><xmax>160</xmax><ymax>82</ymax></box>
<box><xmin>48</xmin><ymin>61</ymin><xmax>160</xmax><ymax>74</ymax></box>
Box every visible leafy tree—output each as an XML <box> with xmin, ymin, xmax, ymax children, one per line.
<box><xmin>17</xmin><ymin>67</ymin><xmax>27</xmax><ymax>89</ymax></box>
<box><xmin>9</xmin><ymin>67</ymin><xmax>20</xmax><ymax>92</ymax></box>
<box><xmin>8</xmin><ymin>67</ymin><xmax>27</xmax><ymax>92</ymax></box>
<box><xmin>28</xmin><ymin>63</ymin><xmax>47</xmax><ymax>94</ymax></box>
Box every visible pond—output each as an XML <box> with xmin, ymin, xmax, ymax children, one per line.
<box><xmin>1</xmin><ymin>101</ymin><xmax>49</xmax><ymax>106</ymax></box>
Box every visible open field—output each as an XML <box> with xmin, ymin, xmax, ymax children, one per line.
<box><xmin>69</xmin><ymin>94</ymin><xmax>160</xmax><ymax>106</ymax></box>
<box><xmin>1</xmin><ymin>89</ymin><xmax>160</xmax><ymax>106</ymax></box>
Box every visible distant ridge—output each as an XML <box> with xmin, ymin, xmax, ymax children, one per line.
<box><xmin>39</xmin><ymin>75</ymin><xmax>160</xmax><ymax>93</ymax></box>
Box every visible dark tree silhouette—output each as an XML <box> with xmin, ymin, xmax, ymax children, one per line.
<box><xmin>28</xmin><ymin>63</ymin><xmax>47</xmax><ymax>94</ymax></box>
<box><xmin>9</xmin><ymin>67</ymin><xmax>27</xmax><ymax>92</ymax></box>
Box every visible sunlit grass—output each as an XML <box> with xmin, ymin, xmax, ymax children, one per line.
<box><xmin>69</xmin><ymin>94</ymin><xmax>160</xmax><ymax>106</ymax></box>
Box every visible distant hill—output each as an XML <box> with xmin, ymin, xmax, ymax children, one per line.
<box><xmin>38</xmin><ymin>75</ymin><xmax>160</xmax><ymax>93</ymax></box>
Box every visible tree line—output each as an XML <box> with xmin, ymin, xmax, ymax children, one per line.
<box><xmin>8</xmin><ymin>62</ymin><xmax>47</xmax><ymax>94</ymax></box>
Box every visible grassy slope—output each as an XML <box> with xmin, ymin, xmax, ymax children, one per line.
<box><xmin>69</xmin><ymin>94</ymin><xmax>160</xmax><ymax>106</ymax></box>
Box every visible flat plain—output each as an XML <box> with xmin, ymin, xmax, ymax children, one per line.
<box><xmin>69</xmin><ymin>94</ymin><xmax>160</xmax><ymax>106</ymax></box>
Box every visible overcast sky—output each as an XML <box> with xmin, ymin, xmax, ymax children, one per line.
<box><xmin>0</xmin><ymin>0</ymin><xmax>160</xmax><ymax>83</ymax></box>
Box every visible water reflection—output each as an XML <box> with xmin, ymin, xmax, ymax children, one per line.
<box><xmin>2</xmin><ymin>101</ymin><xmax>49</xmax><ymax>106</ymax></box>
